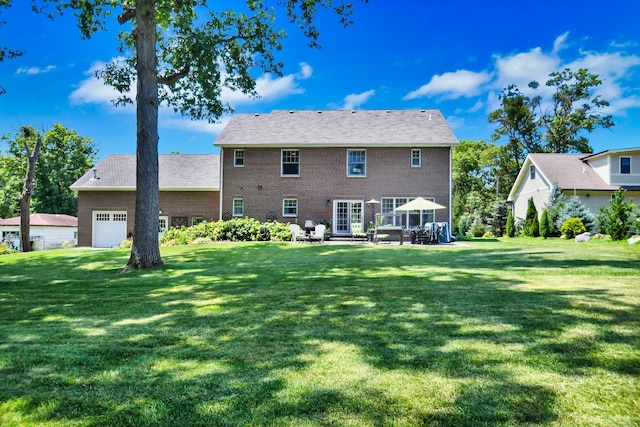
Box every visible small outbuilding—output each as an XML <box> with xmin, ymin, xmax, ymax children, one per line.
<box><xmin>0</xmin><ymin>213</ymin><xmax>78</xmax><ymax>250</ymax></box>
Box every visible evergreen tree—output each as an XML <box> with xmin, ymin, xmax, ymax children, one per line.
<box><xmin>540</xmin><ymin>208</ymin><xmax>551</xmax><ymax>239</ymax></box>
<box><xmin>557</xmin><ymin>196</ymin><xmax>595</xmax><ymax>231</ymax></box>
<box><xmin>603</xmin><ymin>189</ymin><xmax>635</xmax><ymax>241</ymax></box>
<box><xmin>524</xmin><ymin>197</ymin><xmax>539</xmax><ymax>237</ymax></box>
<box><xmin>490</xmin><ymin>199</ymin><xmax>509</xmax><ymax>237</ymax></box>
<box><xmin>506</xmin><ymin>210</ymin><xmax>515</xmax><ymax>237</ymax></box>
<box><xmin>546</xmin><ymin>182</ymin><xmax>565</xmax><ymax>236</ymax></box>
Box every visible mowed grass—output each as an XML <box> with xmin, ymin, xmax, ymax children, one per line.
<box><xmin>0</xmin><ymin>239</ymin><xmax>639</xmax><ymax>426</ymax></box>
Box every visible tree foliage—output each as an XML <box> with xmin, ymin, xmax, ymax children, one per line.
<box><xmin>29</xmin><ymin>0</ymin><xmax>367</xmax><ymax>270</ymax></box>
<box><xmin>524</xmin><ymin>197</ymin><xmax>539</xmax><ymax>237</ymax></box>
<box><xmin>600</xmin><ymin>188</ymin><xmax>635</xmax><ymax>241</ymax></box>
<box><xmin>533</xmin><ymin>68</ymin><xmax>614</xmax><ymax>154</ymax></box>
<box><xmin>546</xmin><ymin>181</ymin><xmax>565</xmax><ymax>236</ymax></box>
<box><xmin>506</xmin><ymin>209</ymin><xmax>515</xmax><ymax>237</ymax></box>
<box><xmin>1</xmin><ymin>124</ymin><xmax>97</xmax><ymax>217</ymax></box>
<box><xmin>489</xmin><ymin>68</ymin><xmax>614</xmax><ymax>187</ymax></box>
<box><xmin>557</xmin><ymin>196</ymin><xmax>594</xmax><ymax>232</ymax></box>
<box><xmin>540</xmin><ymin>208</ymin><xmax>551</xmax><ymax>239</ymax></box>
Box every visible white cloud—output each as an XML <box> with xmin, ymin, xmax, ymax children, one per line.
<box><xmin>340</xmin><ymin>89</ymin><xmax>375</xmax><ymax>110</ymax></box>
<box><xmin>16</xmin><ymin>65</ymin><xmax>56</xmax><ymax>75</ymax></box>
<box><xmin>403</xmin><ymin>69</ymin><xmax>493</xmax><ymax>101</ymax></box>
<box><xmin>552</xmin><ymin>32</ymin><xmax>570</xmax><ymax>55</ymax></box>
<box><xmin>69</xmin><ymin>57</ymin><xmax>135</xmax><ymax>108</ymax></box>
<box><xmin>220</xmin><ymin>62</ymin><xmax>313</xmax><ymax>106</ymax></box>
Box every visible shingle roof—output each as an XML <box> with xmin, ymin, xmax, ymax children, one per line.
<box><xmin>70</xmin><ymin>154</ymin><xmax>220</xmax><ymax>190</ymax></box>
<box><xmin>528</xmin><ymin>153</ymin><xmax>617</xmax><ymax>191</ymax></box>
<box><xmin>214</xmin><ymin>109</ymin><xmax>459</xmax><ymax>147</ymax></box>
<box><xmin>0</xmin><ymin>213</ymin><xmax>77</xmax><ymax>227</ymax></box>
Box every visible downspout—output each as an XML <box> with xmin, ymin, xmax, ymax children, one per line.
<box><xmin>449</xmin><ymin>146</ymin><xmax>453</xmax><ymax>230</ymax></box>
<box><xmin>218</xmin><ymin>148</ymin><xmax>224</xmax><ymax>220</ymax></box>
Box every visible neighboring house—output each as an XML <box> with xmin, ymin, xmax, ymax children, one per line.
<box><xmin>0</xmin><ymin>213</ymin><xmax>77</xmax><ymax>250</ymax></box>
<box><xmin>508</xmin><ymin>148</ymin><xmax>640</xmax><ymax>221</ymax></box>
<box><xmin>214</xmin><ymin>109</ymin><xmax>459</xmax><ymax>236</ymax></box>
<box><xmin>71</xmin><ymin>154</ymin><xmax>219</xmax><ymax>248</ymax></box>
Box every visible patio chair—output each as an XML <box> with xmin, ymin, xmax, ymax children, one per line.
<box><xmin>289</xmin><ymin>224</ymin><xmax>305</xmax><ymax>243</ymax></box>
<box><xmin>373</xmin><ymin>213</ymin><xmax>390</xmax><ymax>244</ymax></box>
<box><xmin>350</xmin><ymin>222</ymin><xmax>368</xmax><ymax>241</ymax></box>
<box><xmin>307</xmin><ymin>224</ymin><xmax>326</xmax><ymax>243</ymax></box>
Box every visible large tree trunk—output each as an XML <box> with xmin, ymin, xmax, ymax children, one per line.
<box><xmin>18</xmin><ymin>133</ymin><xmax>42</xmax><ymax>252</ymax></box>
<box><xmin>124</xmin><ymin>0</ymin><xmax>163</xmax><ymax>271</ymax></box>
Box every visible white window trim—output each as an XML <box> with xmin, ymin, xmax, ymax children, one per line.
<box><xmin>282</xmin><ymin>198</ymin><xmax>298</xmax><ymax>217</ymax></box>
<box><xmin>411</xmin><ymin>149</ymin><xmax>421</xmax><ymax>167</ymax></box>
<box><xmin>620</xmin><ymin>156</ymin><xmax>631</xmax><ymax>174</ymax></box>
<box><xmin>232</xmin><ymin>198</ymin><xmax>244</xmax><ymax>217</ymax></box>
<box><xmin>234</xmin><ymin>149</ymin><xmax>245</xmax><ymax>167</ymax></box>
<box><xmin>281</xmin><ymin>149</ymin><xmax>300</xmax><ymax>177</ymax></box>
<box><xmin>347</xmin><ymin>149</ymin><xmax>367</xmax><ymax>177</ymax></box>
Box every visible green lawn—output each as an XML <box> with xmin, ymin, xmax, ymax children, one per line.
<box><xmin>1</xmin><ymin>239</ymin><xmax>639</xmax><ymax>426</ymax></box>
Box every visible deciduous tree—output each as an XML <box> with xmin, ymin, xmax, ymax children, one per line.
<box><xmin>533</xmin><ymin>68</ymin><xmax>614</xmax><ymax>154</ymax></box>
<box><xmin>32</xmin><ymin>0</ymin><xmax>367</xmax><ymax>270</ymax></box>
<box><xmin>16</xmin><ymin>127</ymin><xmax>42</xmax><ymax>252</ymax></box>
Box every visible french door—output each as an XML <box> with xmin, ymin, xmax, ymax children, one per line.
<box><xmin>333</xmin><ymin>200</ymin><xmax>363</xmax><ymax>235</ymax></box>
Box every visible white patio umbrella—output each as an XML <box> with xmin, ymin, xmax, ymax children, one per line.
<box><xmin>394</xmin><ymin>197</ymin><xmax>446</xmax><ymax>212</ymax></box>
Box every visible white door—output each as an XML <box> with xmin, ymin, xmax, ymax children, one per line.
<box><xmin>93</xmin><ymin>211</ymin><xmax>128</xmax><ymax>248</ymax></box>
<box><xmin>333</xmin><ymin>200</ymin><xmax>364</xmax><ymax>235</ymax></box>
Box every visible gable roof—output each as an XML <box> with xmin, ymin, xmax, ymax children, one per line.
<box><xmin>214</xmin><ymin>109</ymin><xmax>459</xmax><ymax>147</ymax></box>
<box><xmin>508</xmin><ymin>153</ymin><xmax>617</xmax><ymax>201</ymax></box>
<box><xmin>0</xmin><ymin>213</ymin><xmax>77</xmax><ymax>227</ymax></box>
<box><xmin>71</xmin><ymin>154</ymin><xmax>220</xmax><ymax>191</ymax></box>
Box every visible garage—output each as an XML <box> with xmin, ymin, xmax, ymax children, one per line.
<box><xmin>92</xmin><ymin>211</ymin><xmax>127</xmax><ymax>248</ymax></box>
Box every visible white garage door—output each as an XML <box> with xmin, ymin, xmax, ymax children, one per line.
<box><xmin>93</xmin><ymin>211</ymin><xmax>128</xmax><ymax>248</ymax></box>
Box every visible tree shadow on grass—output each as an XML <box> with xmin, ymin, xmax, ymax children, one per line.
<box><xmin>0</xmin><ymin>242</ymin><xmax>638</xmax><ymax>425</ymax></box>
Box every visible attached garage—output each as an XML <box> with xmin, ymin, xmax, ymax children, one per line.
<box><xmin>92</xmin><ymin>211</ymin><xmax>127</xmax><ymax>248</ymax></box>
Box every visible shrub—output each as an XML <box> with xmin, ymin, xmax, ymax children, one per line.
<box><xmin>159</xmin><ymin>218</ymin><xmax>293</xmax><ymax>246</ymax></box>
<box><xmin>472</xmin><ymin>223</ymin><xmax>486</xmax><ymax>237</ymax></box>
<box><xmin>557</xmin><ymin>196</ymin><xmax>594</xmax><ymax>231</ymax></box>
<box><xmin>506</xmin><ymin>210</ymin><xmax>515</xmax><ymax>237</ymax></box>
<box><xmin>540</xmin><ymin>208</ymin><xmax>551</xmax><ymax>239</ymax></box>
<box><xmin>524</xmin><ymin>198</ymin><xmax>540</xmax><ymax>237</ymax></box>
<box><xmin>561</xmin><ymin>217</ymin><xmax>586</xmax><ymax>239</ymax></box>
<box><xmin>456</xmin><ymin>213</ymin><xmax>474</xmax><ymax>237</ymax></box>
<box><xmin>0</xmin><ymin>244</ymin><xmax>15</xmax><ymax>255</ymax></box>
<box><xmin>601</xmin><ymin>188</ymin><xmax>635</xmax><ymax>241</ymax></box>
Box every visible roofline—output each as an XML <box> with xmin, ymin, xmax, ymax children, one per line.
<box><xmin>581</xmin><ymin>147</ymin><xmax>640</xmax><ymax>161</ymax></box>
<box><xmin>71</xmin><ymin>187</ymin><xmax>219</xmax><ymax>191</ymax></box>
<box><xmin>215</xmin><ymin>142</ymin><xmax>459</xmax><ymax>148</ymax></box>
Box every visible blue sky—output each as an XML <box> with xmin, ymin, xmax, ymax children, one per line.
<box><xmin>1</xmin><ymin>1</ymin><xmax>639</xmax><ymax>159</ymax></box>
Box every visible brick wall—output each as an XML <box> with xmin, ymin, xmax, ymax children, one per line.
<box><xmin>221</xmin><ymin>146</ymin><xmax>452</xmax><ymax>226</ymax></box>
<box><xmin>76</xmin><ymin>190</ymin><xmax>219</xmax><ymax>246</ymax></box>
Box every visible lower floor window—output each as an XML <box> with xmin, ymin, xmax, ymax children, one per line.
<box><xmin>233</xmin><ymin>198</ymin><xmax>244</xmax><ymax>217</ymax></box>
<box><xmin>381</xmin><ymin>197</ymin><xmax>435</xmax><ymax>228</ymax></box>
<box><xmin>283</xmin><ymin>199</ymin><xmax>298</xmax><ymax>217</ymax></box>
<box><xmin>192</xmin><ymin>217</ymin><xmax>205</xmax><ymax>226</ymax></box>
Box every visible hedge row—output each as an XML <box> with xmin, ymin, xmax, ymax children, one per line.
<box><xmin>159</xmin><ymin>218</ymin><xmax>291</xmax><ymax>246</ymax></box>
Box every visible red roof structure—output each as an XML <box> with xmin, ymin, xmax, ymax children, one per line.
<box><xmin>0</xmin><ymin>213</ymin><xmax>77</xmax><ymax>227</ymax></box>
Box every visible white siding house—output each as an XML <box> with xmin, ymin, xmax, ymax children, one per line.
<box><xmin>508</xmin><ymin>149</ymin><xmax>640</xmax><ymax>225</ymax></box>
<box><xmin>0</xmin><ymin>213</ymin><xmax>77</xmax><ymax>250</ymax></box>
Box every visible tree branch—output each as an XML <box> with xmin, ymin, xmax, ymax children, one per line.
<box><xmin>118</xmin><ymin>8</ymin><xmax>136</xmax><ymax>25</ymax></box>
<box><xmin>158</xmin><ymin>64</ymin><xmax>190</xmax><ymax>86</ymax></box>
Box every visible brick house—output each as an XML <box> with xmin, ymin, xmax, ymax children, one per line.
<box><xmin>508</xmin><ymin>148</ymin><xmax>640</xmax><ymax>225</ymax></box>
<box><xmin>71</xmin><ymin>154</ymin><xmax>219</xmax><ymax>247</ymax></box>
<box><xmin>214</xmin><ymin>109</ymin><xmax>459</xmax><ymax>236</ymax></box>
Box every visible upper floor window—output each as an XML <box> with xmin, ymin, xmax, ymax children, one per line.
<box><xmin>620</xmin><ymin>157</ymin><xmax>631</xmax><ymax>174</ymax></box>
<box><xmin>234</xmin><ymin>149</ymin><xmax>245</xmax><ymax>167</ymax></box>
<box><xmin>347</xmin><ymin>149</ymin><xmax>366</xmax><ymax>177</ymax></box>
<box><xmin>281</xmin><ymin>150</ymin><xmax>300</xmax><ymax>176</ymax></box>
<box><xmin>233</xmin><ymin>198</ymin><xmax>244</xmax><ymax>217</ymax></box>
<box><xmin>530</xmin><ymin>165</ymin><xmax>536</xmax><ymax>180</ymax></box>
<box><xmin>411</xmin><ymin>149</ymin><xmax>421</xmax><ymax>167</ymax></box>
<box><xmin>283</xmin><ymin>199</ymin><xmax>298</xmax><ymax>217</ymax></box>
